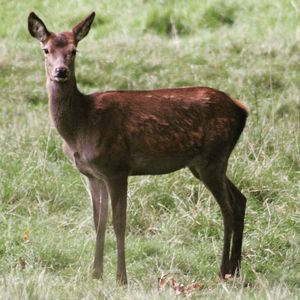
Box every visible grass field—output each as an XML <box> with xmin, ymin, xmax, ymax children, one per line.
<box><xmin>0</xmin><ymin>0</ymin><xmax>299</xmax><ymax>299</ymax></box>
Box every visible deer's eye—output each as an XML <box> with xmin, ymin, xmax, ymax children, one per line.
<box><xmin>42</xmin><ymin>48</ymin><xmax>49</xmax><ymax>54</ymax></box>
<box><xmin>71</xmin><ymin>49</ymin><xmax>77</xmax><ymax>56</ymax></box>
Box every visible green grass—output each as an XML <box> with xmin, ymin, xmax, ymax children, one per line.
<box><xmin>0</xmin><ymin>0</ymin><xmax>299</xmax><ymax>299</ymax></box>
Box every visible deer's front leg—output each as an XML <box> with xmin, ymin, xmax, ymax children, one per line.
<box><xmin>106</xmin><ymin>174</ymin><xmax>128</xmax><ymax>285</ymax></box>
<box><xmin>87</xmin><ymin>177</ymin><xmax>109</xmax><ymax>280</ymax></box>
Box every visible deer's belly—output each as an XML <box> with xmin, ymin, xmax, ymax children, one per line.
<box><xmin>65</xmin><ymin>142</ymin><xmax>196</xmax><ymax>178</ymax></box>
<box><xmin>129</xmin><ymin>155</ymin><xmax>190</xmax><ymax>175</ymax></box>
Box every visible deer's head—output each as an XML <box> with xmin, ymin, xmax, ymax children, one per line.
<box><xmin>28</xmin><ymin>12</ymin><xmax>95</xmax><ymax>83</ymax></box>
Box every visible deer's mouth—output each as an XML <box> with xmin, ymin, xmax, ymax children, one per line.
<box><xmin>53</xmin><ymin>75</ymin><xmax>69</xmax><ymax>82</ymax></box>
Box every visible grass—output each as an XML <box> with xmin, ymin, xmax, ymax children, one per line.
<box><xmin>0</xmin><ymin>0</ymin><xmax>299</xmax><ymax>299</ymax></box>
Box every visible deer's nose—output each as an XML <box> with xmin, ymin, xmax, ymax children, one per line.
<box><xmin>54</xmin><ymin>67</ymin><xmax>68</xmax><ymax>78</ymax></box>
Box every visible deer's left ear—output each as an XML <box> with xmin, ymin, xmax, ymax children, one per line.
<box><xmin>72</xmin><ymin>12</ymin><xmax>95</xmax><ymax>43</ymax></box>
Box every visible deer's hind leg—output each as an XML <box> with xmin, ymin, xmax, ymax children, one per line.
<box><xmin>189</xmin><ymin>163</ymin><xmax>234</xmax><ymax>278</ymax></box>
<box><xmin>226</xmin><ymin>177</ymin><xmax>246</xmax><ymax>276</ymax></box>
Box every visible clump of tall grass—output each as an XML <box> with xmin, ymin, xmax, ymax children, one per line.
<box><xmin>145</xmin><ymin>5</ymin><xmax>191</xmax><ymax>37</ymax></box>
<box><xmin>199</xmin><ymin>2</ymin><xmax>237</xmax><ymax>29</ymax></box>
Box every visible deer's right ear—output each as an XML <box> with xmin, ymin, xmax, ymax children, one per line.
<box><xmin>28</xmin><ymin>12</ymin><xmax>50</xmax><ymax>43</ymax></box>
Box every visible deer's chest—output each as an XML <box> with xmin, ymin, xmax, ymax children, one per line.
<box><xmin>63</xmin><ymin>144</ymin><xmax>101</xmax><ymax>179</ymax></box>
<box><xmin>62</xmin><ymin>139</ymin><xmax>128</xmax><ymax>179</ymax></box>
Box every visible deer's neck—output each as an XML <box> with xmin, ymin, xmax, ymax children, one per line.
<box><xmin>47</xmin><ymin>78</ymin><xmax>87</xmax><ymax>146</ymax></box>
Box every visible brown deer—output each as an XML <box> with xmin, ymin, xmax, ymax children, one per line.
<box><xmin>28</xmin><ymin>12</ymin><xmax>248</xmax><ymax>285</ymax></box>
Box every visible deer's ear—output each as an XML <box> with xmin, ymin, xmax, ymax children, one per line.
<box><xmin>28</xmin><ymin>12</ymin><xmax>50</xmax><ymax>43</ymax></box>
<box><xmin>72</xmin><ymin>12</ymin><xmax>95</xmax><ymax>43</ymax></box>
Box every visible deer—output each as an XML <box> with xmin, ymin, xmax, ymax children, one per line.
<box><xmin>28</xmin><ymin>11</ymin><xmax>248</xmax><ymax>285</ymax></box>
